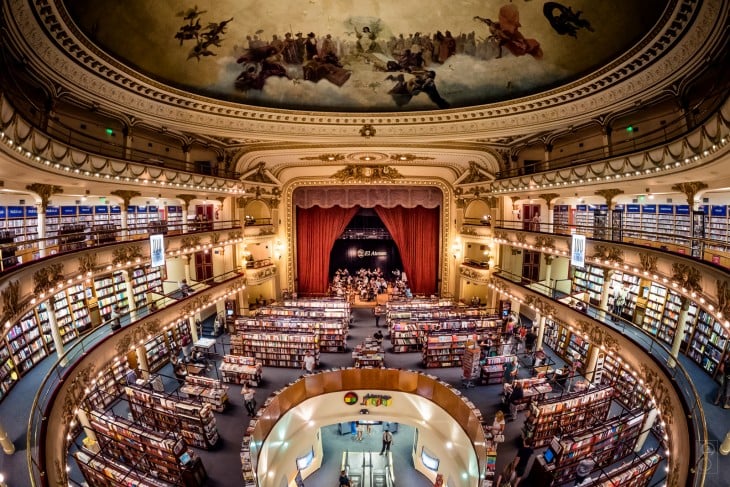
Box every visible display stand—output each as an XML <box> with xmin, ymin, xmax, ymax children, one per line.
<box><xmin>180</xmin><ymin>375</ymin><xmax>229</xmax><ymax>412</ymax></box>
<box><xmin>461</xmin><ymin>345</ymin><xmax>481</xmax><ymax>388</ymax></box>
<box><xmin>480</xmin><ymin>354</ymin><xmax>517</xmax><ymax>385</ymax></box>
<box><xmin>352</xmin><ymin>338</ymin><xmax>385</xmax><ymax>368</ymax></box>
<box><xmin>219</xmin><ymin>355</ymin><xmax>263</xmax><ymax>385</ymax></box>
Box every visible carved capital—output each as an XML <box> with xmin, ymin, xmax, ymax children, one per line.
<box><xmin>1</xmin><ymin>280</ymin><xmax>21</xmax><ymax>320</ymax></box>
<box><xmin>535</xmin><ymin>235</ymin><xmax>555</xmax><ymax>250</ymax></box>
<box><xmin>537</xmin><ymin>193</ymin><xmax>561</xmax><ymax>209</ymax></box>
<box><xmin>670</xmin><ymin>181</ymin><xmax>708</xmax><ymax>206</ymax></box>
<box><xmin>638</xmin><ymin>252</ymin><xmax>658</xmax><ymax>273</ymax></box>
<box><xmin>717</xmin><ymin>280</ymin><xmax>730</xmax><ymax>316</ymax></box>
<box><xmin>110</xmin><ymin>190</ymin><xmax>142</xmax><ymax>208</ymax></box>
<box><xmin>593</xmin><ymin>245</ymin><xmax>624</xmax><ymax>263</ymax></box>
<box><xmin>78</xmin><ymin>253</ymin><xmax>97</xmax><ymax>274</ymax></box>
<box><xmin>331</xmin><ymin>165</ymin><xmax>402</xmax><ymax>182</ymax></box>
<box><xmin>176</xmin><ymin>194</ymin><xmax>198</xmax><ymax>209</ymax></box>
<box><xmin>671</xmin><ymin>263</ymin><xmax>702</xmax><ymax>292</ymax></box>
<box><xmin>594</xmin><ymin>188</ymin><xmax>624</xmax><ymax>208</ymax></box>
<box><xmin>112</xmin><ymin>245</ymin><xmax>143</xmax><ymax>265</ymax></box>
<box><xmin>26</xmin><ymin>183</ymin><xmax>63</xmax><ymax>211</ymax></box>
<box><xmin>33</xmin><ymin>263</ymin><xmax>65</xmax><ymax>294</ymax></box>
<box><xmin>574</xmin><ymin>320</ymin><xmax>620</xmax><ymax>354</ymax></box>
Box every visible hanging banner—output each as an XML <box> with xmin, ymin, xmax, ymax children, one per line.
<box><xmin>150</xmin><ymin>233</ymin><xmax>165</xmax><ymax>268</ymax></box>
<box><xmin>571</xmin><ymin>234</ymin><xmax>586</xmax><ymax>268</ymax></box>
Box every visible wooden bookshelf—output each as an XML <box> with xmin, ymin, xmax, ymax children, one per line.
<box><xmin>236</xmin><ymin>316</ymin><xmax>346</xmax><ymax>353</ymax></box>
<box><xmin>522</xmin><ymin>386</ymin><xmax>614</xmax><ymax>447</ymax></box>
<box><xmin>180</xmin><ymin>375</ymin><xmax>229</xmax><ymax>412</ymax></box>
<box><xmin>219</xmin><ymin>355</ymin><xmax>263</xmax><ymax>385</ymax></box>
<box><xmin>233</xmin><ymin>330</ymin><xmax>319</xmax><ymax>368</ymax></box>
<box><xmin>480</xmin><ymin>354</ymin><xmax>517</xmax><ymax>385</ymax></box>
<box><xmin>125</xmin><ymin>383</ymin><xmax>220</xmax><ymax>449</ymax></box>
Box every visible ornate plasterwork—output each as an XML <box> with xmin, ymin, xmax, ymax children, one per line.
<box><xmin>639</xmin><ymin>252</ymin><xmax>658</xmax><ymax>273</ymax></box>
<box><xmin>25</xmin><ymin>183</ymin><xmax>63</xmax><ymax>211</ymax></box>
<box><xmin>592</xmin><ymin>245</ymin><xmax>624</xmax><ymax>263</ymax></box>
<box><xmin>1</xmin><ymin>280</ymin><xmax>21</xmax><ymax>321</ymax></box>
<box><xmin>331</xmin><ymin>165</ymin><xmax>403</xmax><ymax>182</ymax></box>
<box><xmin>574</xmin><ymin>320</ymin><xmax>620</xmax><ymax>354</ymax></box>
<box><xmin>524</xmin><ymin>295</ymin><xmax>556</xmax><ymax>318</ymax></box>
<box><xmin>671</xmin><ymin>263</ymin><xmax>702</xmax><ymax>293</ymax></box>
<box><xmin>78</xmin><ymin>253</ymin><xmax>97</xmax><ymax>274</ymax></box>
<box><xmin>717</xmin><ymin>280</ymin><xmax>730</xmax><ymax>317</ymax></box>
<box><xmin>111</xmin><ymin>245</ymin><xmax>143</xmax><ymax>265</ymax></box>
<box><xmin>32</xmin><ymin>263</ymin><xmax>65</xmax><ymax>294</ymax></box>
<box><xmin>8</xmin><ymin>0</ymin><xmax>716</xmax><ymax>140</ymax></box>
<box><xmin>535</xmin><ymin>235</ymin><xmax>555</xmax><ymax>250</ymax></box>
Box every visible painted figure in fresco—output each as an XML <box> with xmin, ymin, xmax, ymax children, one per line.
<box><xmin>543</xmin><ymin>2</ymin><xmax>594</xmax><ymax>38</ymax></box>
<box><xmin>235</xmin><ymin>45</ymin><xmax>289</xmax><ymax>91</ymax></box>
<box><xmin>386</xmin><ymin>70</ymin><xmax>450</xmax><ymax>109</ymax></box>
<box><xmin>474</xmin><ymin>4</ymin><xmax>543</xmax><ymax>59</ymax></box>
<box><xmin>303</xmin><ymin>55</ymin><xmax>352</xmax><ymax>87</ymax></box>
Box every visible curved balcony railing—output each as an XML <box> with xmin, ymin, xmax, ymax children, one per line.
<box><xmin>26</xmin><ymin>268</ymin><xmax>247</xmax><ymax>487</ymax></box>
<box><xmin>491</xmin><ymin>269</ymin><xmax>708</xmax><ymax>487</ymax></box>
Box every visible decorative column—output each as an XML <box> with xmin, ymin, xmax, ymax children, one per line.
<box><xmin>122</xmin><ymin>124</ymin><xmax>133</xmax><ymax>159</ymax></box>
<box><xmin>535</xmin><ymin>314</ymin><xmax>546</xmax><ymax>350</ymax></box>
<box><xmin>668</xmin><ymin>297</ymin><xmax>691</xmax><ymax>368</ymax></box>
<box><xmin>509</xmin><ymin>196</ymin><xmax>521</xmax><ymax>229</ymax></box>
<box><xmin>75</xmin><ymin>408</ymin><xmax>98</xmax><ymax>445</ymax></box>
<box><xmin>47</xmin><ymin>303</ymin><xmax>66</xmax><ymax>365</ymax></box>
<box><xmin>182</xmin><ymin>142</ymin><xmax>193</xmax><ymax>172</ymax></box>
<box><xmin>136</xmin><ymin>345</ymin><xmax>150</xmax><ymax>379</ymax></box>
<box><xmin>583</xmin><ymin>345</ymin><xmax>601</xmax><ymax>383</ymax></box>
<box><xmin>671</xmin><ymin>181</ymin><xmax>708</xmax><ymax>258</ymax></box>
<box><xmin>594</xmin><ymin>189</ymin><xmax>624</xmax><ymax>240</ymax></box>
<box><xmin>543</xmin><ymin>142</ymin><xmax>553</xmax><ymax>166</ymax></box>
<box><xmin>25</xmin><ymin>183</ymin><xmax>63</xmax><ymax>259</ymax></box>
<box><xmin>111</xmin><ymin>190</ymin><xmax>141</xmax><ymax>239</ymax></box>
<box><xmin>182</xmin><ymin>254</ymin><xmax>192</xmax><ymax>283</ymax></box>
<box><xmin>602</xmin><ymin>126</ymin><xmax>612</xmax><ymax>157</ymax></box>
<box><xmin>0</xmin><ymin>421</ymin><xmax>15</xmax><ymax>454</ymax></box>
<box><xmin>634</xmin><ymin>407</ymin><xmax>659</xmax><ymax>451</ymax></box>
<box><xmin>122</xmin><ymin>270</ymin><xmax>137</xmax><ymax>320</ymax></box>
<box><xmin>538</xmin><ymin>193</ymin><xmax>560</xmax><ymax>232</ymax></box>
<box><xmin>177</xmin><ymin>194</ymin><xmax>197</xmax><ymax>234</ymax></box>
<box><xmin>720</xmin><ymin>431</ymin><xmax>730</xmax><ymax>455</ymax></box>
<box><xmin>599</xmin><ymin>269</ymin><xmax>615</xmax><ymax>320</ymax></box>
<box><xmin>189</xmin><ymin>316</ymin><xmax>199</xmax><ymax>342</ymax></box>
<box><xmin>543</xmin><ymin>253</ymin><xmax>554</xmax><ymax>290</ymax></box>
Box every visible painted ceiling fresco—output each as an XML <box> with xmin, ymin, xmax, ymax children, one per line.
<box><xmin>63</xmin><ymin>0</ymin><xmax>668</xmax><ymax>112</ymax></box>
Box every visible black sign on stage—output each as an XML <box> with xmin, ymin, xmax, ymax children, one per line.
<box><xmin>329</xmin><ymin>239</ymin><xmax>403</xmax><ymax>277</ymax></box>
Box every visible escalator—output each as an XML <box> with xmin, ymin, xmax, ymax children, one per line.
<box><xmin>342</xmin><ymin>450</ymin><xmax>395</xmax><ymax>487</ymax></box>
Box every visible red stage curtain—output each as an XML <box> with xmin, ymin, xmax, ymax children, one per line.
<box><xmin>296</xmin><ymin>205</ymin><xmax>359</xmax><ymax>295</ymax></box>
<box><xmin>374</xmin><ymin>206</ymin><xmax>439</xmax><ymax>295</ymax></box>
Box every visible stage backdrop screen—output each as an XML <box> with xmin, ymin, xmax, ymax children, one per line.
<box><xmin>329</xmin><ymin>239</ymin><xmax>403</xmax><ymax>277</ymax></box>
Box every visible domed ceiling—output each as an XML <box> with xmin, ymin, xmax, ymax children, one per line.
<box><xmin>63</xmin><ymin>0</ymin><xmax>667</xmax><ymax>113</ymax></box>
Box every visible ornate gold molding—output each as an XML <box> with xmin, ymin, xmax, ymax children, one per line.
<box><xmin>179</xmin><ymin>294</ymin><xmax>212</xmax><ymax>317</ymax></box>
<box><xmin>26</xmin><ymin>183</ymin><xmax>63</xmax><ymax>211</ymax></box>
<box><xmin>78</xmin><ymin>253</ymin><xmax>97</xmax><ymax>274</ymax></box>
<box><xmin>176</xmin><ymin>194</ymin><xmax>198</xmax><ymax>209</ymax></box>
<box><xmin>111</xmin><ymin>245</ymin><xmax>143</xmax><ymax>265</ymax></box>
<box><xmin>592</xmin><ymin>245</ymin><xmax>624</xmax><ymax>263</ymax></box>
<box><xmin>524</xmin><ymin>295</ymin><xmax>556</xmax><ymax>317</ymax></box>
<box><xmin>638</xmin><ymin>252</ymin><xmax>658</xmax><ymax>273</ymax></box>
<box><xmin>670</xmin><ymin>181</ymin><xmax>708</xmax><ymax>206</ymax></box>
<box><xmin>537</xmin><ymin>193</ymin><xmax>561</xmax><ymax>209</ymax></box>
<box><xmin>331</xmin><ymin>165</ymin><xmax>403</xmax><ymax>182</ymax></box>
<box><xmin>360</xmin><ymin>124</ymin><xmax>376</xmax><ymax>137</ymax></box>
<box><xmin>574</xmin><ymin>320</ymin><xmax>620</xmax><ymax>354</ymax></box>
<box><xmin>535</xmin><ymin>235</ymin><xmax>555</xmax><ymax>250</ymax></box>
<box><xmin>638</xmin><ymin>363</ymin><xmax>675</xmax><ymax>426</ymax></box>
<box><xmin>114</xmin><ymin>319</ymin><xmax>163</xmax><ymax>355</ymax></box>
<box><xmin>389</xmin><ymin>153</ymin><xmax>435</xmax><ymax>162</ymax></box>
<box><xmin>181</xmin><ymin>236</ymin><xmax>202</xmax><ymax>250</ymax></box>
<box><xmin>33</xmin><ymin>263</ymin><xmax>64</xmax><ymax>294</ymax></box>
<box><xmin>594</xmin><ymin>188</ymin><xmax>624</xmax><ymax>208</ymax></box>
<box><xmin>110</xmin><ymin>190</ymin><xmax>142</xmax><ymax>209</ymax></box>
<box><xmin>515</xmin><ymin>233</ymin><xmax>527</xmax><ymax>244</ymax></box>
<box><xmin>671</xmin><ymin>263</ymin><xmax>702</xmax><ymax>292</ymax></box>
<box><xmin>300</xmin><ymin>153</ymin><xmax>345</xmax><ymax>162</ymax></box>
<box><xmin>1</xmin><ymin>280</ymin><xmax>20</xmax><ymax>320</ymax></box>
<box><xmin>717</xmin><ymin>280</ymin><xmax>730</xmax><ymax>316</ymax></box>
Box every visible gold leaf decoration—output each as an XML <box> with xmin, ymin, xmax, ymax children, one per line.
<box><xmin>331</xmin><ymin>165</ymin><xmax>402</xmax><ymax>182</ymax></box>
<box><xmin>78</xmin><ymin>253</ymin><xmax>97</xmax><ymax>274</ymax></box>
<box><xmin>1</xmin><ymin>280</ymin><xmax>20</xmax><ymax>320</ymax></box>
<box><xmin>33</xmin><ymin>263</ymin><xmax>65</xmax><ymax>294</ymax></box>
<box><xmin>639</xmin><ymin>252</ymin><xmax>658</xmax><ymax>273</ymax></box>
<box><xmin>535</xmin><ymin>236</ymin><xmax>555</xmax><ymax>249</ymax></box>
<box><xmin>717</xmin><ymin>280</ymin><xmax>730</xmax><ymax>316</ymax></box>
<box><xmin>593</xmin><ymin>245</ymin><xmax>624</xmax><ymax>263</ymax></box>
<box><xmin>574</xmin><ymin>320</ymin><xmax>620</xmax><ymax>354</ymax></box>
<box><xmin>671</xmin><ymin>263</ymin><xmax>702</xmax><ymax>292</ymax></box>
<box><xmin>26</xmin><ymin>183</ymin><xmax>63</xmax><ymax>210</ymax></box>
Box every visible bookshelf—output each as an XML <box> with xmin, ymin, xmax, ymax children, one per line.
<box><xmin>640</xmin><ymin>283</ymin><xmax>667</xmax><ymax>336</ymax></box>
<box><xmin>0</xmin><ymin>338</ymin><xmax>18</xmax><ymax>402</ymax></box>
<box><xmin>84</xmin><ymin>360</ymin><xmax>128</xmax><ymax>411</ymax></box>
<box><xmin>81</xmin><ymin>409</ymin><xmax>204</xmax><ymax>487</ymax></box>
<box><xmin>658</xmin><ymin>290</ymin><xmax>697</xmax><ymax>347</ymax></box>
<box><xmin>535</xmin><ymin>410</ymin><xmax>645</xmax><ymax>485</ymax></box>
<box><xmin>125</xmin><ymin>383</ymin><xmax>220</xmax><ymax>449</ymax></box>
<box><xmin>606</xmin><ymin>271</ymin><xmax>641</xmax><ymax>320</ymax></box>
<box><xmin>480</xmin><ymin>354</ymin><xmax>517</xmax><ymax>385</ymax></box>
<box><xmin>233</xmin><ymin>330</ymin><xmax>319</xmax><ymax>368</ymax></box>
<box><xmin>131</xmin><ymin>265</ymin><xmax>164</xmax><ymax>309</ymax></box>
<box><xmin>566</xmin><ymin>333</ymin><xmax>590</xmax><ymax>368</ymax></box>
<box><xmin>572</xmin><ymin>265</ymin><xmax>604</xmax><ymax>305</ymax></box>
<box><xmin>353</xmin><ymin>338</ymin><xmax>385</xmax><ymax>368</ymax></box>
<box><xmin>687</xmin><ymin>309</ymin><xmax>728</xmax><ymax>376</ymax></box>
<box><xmin>422</xmin><ymin>331</ymin><xmax>479</xmax><ymax>368</ymax></box>
<box><xmin>180</xmin><ymin>375</ymin><xmax>229</xmax><ymax>412</ymax></box>
<box><xmin>145</xmin><ymin>334</ymin><xmax>170</xmax><ymax>373</ymax></box>
<box><xmin>236</xmin><ymin>316</ymin><xmax>347</xmax><ymax>352</ymax></box>
<box><xmin>587</xmin><ymin>450</ymin><xmax>662</xmax><ymax>487</ymax></box>
<box><xmin>553</xmin><ymin>204</ymin><xmax>571</xmax><ymax>234</ymax></box>
<box><xmin>219</xmin><ymin>355</ymin><xmax>263</xmax><ymax>385</ymax></box>
<box><xmin>600</xmin><ymin>355</ymin><xmax>650</xmax><ymax>410</ymax></box>
<box><xmin>390</xmin><ymin>321</ymin><xmax>420</xmax><ymax>352</ymax></box>
<box><xmin>94</xmin><ymin>271</ymin><xmax>129</xmax><ymax>320</ymax></box>
<box><xmin>6</xmin><ymin>310</ymin><xmax>48</xmax><ymax>375</ymax></box>
<box><xmin>522</xmin><ymin>386</ymin><xmax>614</xmax><ymax>447</ymax></box>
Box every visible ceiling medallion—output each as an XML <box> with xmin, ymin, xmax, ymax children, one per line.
<box><xmin>331</xmin><ymin>164</ymin><xmax>403</xmax><ymax>182</ymax></box>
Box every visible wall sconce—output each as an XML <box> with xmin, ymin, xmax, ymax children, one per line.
<box><xmin>274</xmin><ymin>239</ymin><xmax>285</xmax><ymax>260</ymax></box>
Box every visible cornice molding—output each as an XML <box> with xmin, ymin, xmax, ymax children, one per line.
<box><xmin>4</xmin><ymin>0</ymin><xmax>722</xmax><ymax>141</ymax></box>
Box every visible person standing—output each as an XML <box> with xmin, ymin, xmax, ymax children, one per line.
<box><xmin>713</xmin><ymin>356</ymin><xmax>730</xmax><ymax>407</ymax></box>
<box><xmin>302</xmin><ymin>350</ymin><xmax>316</xmax><ymax>374</ymax></box>
<box><xmin>508</xmin><ymin>381</ymin><xmax>524</xmax><ymax>421</ymax></box>
<box><xmin>110</xmin><ymin>304</ymin><xmax>121</xmax><ymax>330</ymax></box>
<box><xmin>503</xmin><ymin>356</ymin><xmax>518</xmax><ymax>384</ymax></box>
<box><xmin>575</xmin><ymin>457</ymin><xmax>596</xmax><ymax>484</ymax></box>
<box><xmin>512</xmin><ymin>438</ymin><xmax>534</xmax><ymax>486</ymax></box>
<box><xmin>241</xmin><ymin>382</ymin><xmax>257</xmax><ymax>417</ymax></box>
<box><xmin>380</xmin><ymin>429</ymin><xmax>393</xmax><ymax>455</ymax></box>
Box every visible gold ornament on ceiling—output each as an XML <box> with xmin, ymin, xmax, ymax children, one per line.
<box><xmin>389</xmin><ymin>153</ymin><xmax>434</xmax><ymax>162</ymax></box>
<box><xmin>462</xmin><ymin>162</ymin><xmax>491</xmax><ymax>184</ymax></box>
<box><xmin>331</xmin><ymin>164</ymin><xmax>403</xmax><ymax>182</ymax></box>
<box><xmin>359</xmin><ymin>124</ymin><xmax>376</xmax><ymax>138</ymax></box>
<box><xmin>300</xmin><ymin>153</ymin><xmax>346</xmax><ymax>162</ymax></box>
